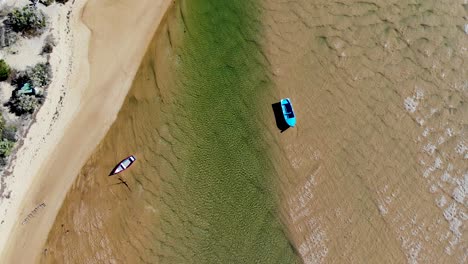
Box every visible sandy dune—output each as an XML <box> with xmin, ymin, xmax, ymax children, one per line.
<box><xmin>0</xmin><ymin>0</ymin><xmax>171</xmax><ymax>262</ymax></box>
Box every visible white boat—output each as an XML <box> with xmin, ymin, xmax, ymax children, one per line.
<box><xmin>110</xmin><ymin>155</ymin><xmax>136</xmax><ymax>175</ymax></box>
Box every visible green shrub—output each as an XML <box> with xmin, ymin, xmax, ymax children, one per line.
<box><xmin>0</xmin><ymin>114</ymin><xmax>5</xmax><ymax>136</ymax></box>
<box><xmin>9</xmin><ymin>93</ymin><xmax>40</xmax><ymax>115</ymax></box>
<box><xmin>11</xmin><ymin>70</ymin><xmax>31</xmax><ymax>89</ymax></box>
<box><xmin>0</xmin><ymin>139</ymin><xmax>14</xmax><ymax>157</ymax></box>
<box><xmin>28</xmin><ymin>63</ymin><xmax>52</xmax><ymax>87</ymax></box>
<box><xmin>41</xmin><ymin>35</ymin><xmax>55</xmax><ymax>54</ymax></box>
<box><xmin>39</xmin><ymin>0</ymin><xmax>55</xmax><ymax>6</ymax></box>
<box><xmin>0</xmin><ymin>60</ymin><xmax>11</xmax><ymax>81</ymax></box>
<box><xmin>12</xmin><ymin>63</ymin><xmax>52</xmax><ymax>88</ymax></box>
<box><xmin>0</xmin><ymin>113</ymin><xmax>16</xmax><ymax>151</ymax></box>
<box><xmin>7</xmin><ymin>6</ymin><xmax>46</xmax><ymax>34</ymax></box>
<box><xmin>2</xmin><ymin>125</ymin><xmax>17</xmax><ymax>142</ymax></box>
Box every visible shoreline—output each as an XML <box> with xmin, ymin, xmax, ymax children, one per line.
<box><xmin>0</xmin><ymin>0</ymin><xmax>90</xmax><ymax>257</ymax></box>
<box><xmin>0</xmin><ymin>0</ymin><xmax>172</xmax><ymax>262</ymax></box>
<box><xmin>0</xmin><ymin>1</ymin><xmax>67</xmax><ymax>197</ymax></box>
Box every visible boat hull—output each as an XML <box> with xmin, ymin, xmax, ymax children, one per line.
<box><xmin>280</xmin><ymin>98</ymin><xmax>296</xmax><ymax>127</ymax></box>
<box><xmin>109</xmin><ymin>155</ymin><xmax>136</xmax><ymax>176</ymax></box>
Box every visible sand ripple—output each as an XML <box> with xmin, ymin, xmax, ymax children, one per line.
<box><xmin>41</xmin><ymin>0</ymin><xmax>466</xmax><ymax>263</ymax></box>
<box><xmin>261</xmin><ymin>0</ymin><xmax>466</xmax><ymax>263</ymax></box>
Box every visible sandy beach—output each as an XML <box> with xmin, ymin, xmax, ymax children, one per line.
<box><xmin>0</xmin><ymin>0</ymin><xmax>171</xmax><ymax>262</ymax></box>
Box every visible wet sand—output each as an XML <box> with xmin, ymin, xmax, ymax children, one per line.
<box><xmin>0</xmin><ymin>0</ymin><xmax>171</xmax><ymax>263</ymax></box>
<box><xmin>42</xmin><ymin>1</ymin><xmax>298</xmax><ymax>263</ymax></box>
<box><xmin>40</xmin><ymin>15</ymin><xmax>175</xmax><ymax>262</ymax></box>
<box><xmin>263</xmin><ymin>0</ymin><xmax>467</xmax><ymax>263</ymax></box>
<box><xmin>42</xmin><ymin>0</ymin><xmax>466</xmax><ymax>263</ymax></box>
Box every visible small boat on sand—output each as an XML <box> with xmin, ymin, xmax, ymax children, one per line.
<box><xmin>110</xmin><ymin>155</ymin><xmax>136</xmax><ymax>175</ymax></box>
<box><xmin>281</xmin><ymin>98</ymin><xmax>296</xmax><ymax>127</ymax></box>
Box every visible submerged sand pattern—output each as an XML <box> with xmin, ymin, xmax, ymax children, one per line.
<box><xmin>42</xmin><ymin>0</ymin><xmax>466</xmax><ymax>263</ymax></box>
<box><xmin>42</xmin><ymin>0</ymin><xmax>298</xmax><ymax>263</ymax></box>
<box><xmin>264</xmin><ymin>0</ymin><xmax>467</xmax><ymax>263</ymax></box>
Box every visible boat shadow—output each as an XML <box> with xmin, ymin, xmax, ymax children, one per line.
<box><xmin>271</xmin><ymin>102</ymin><xmax>290</xmax><ymax>133</ymax></box>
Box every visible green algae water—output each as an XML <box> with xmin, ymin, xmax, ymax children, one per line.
<box><xmin>156</xmin><ymin>0</ymin><xmax>298</xmax><ymax>262</ymax></box>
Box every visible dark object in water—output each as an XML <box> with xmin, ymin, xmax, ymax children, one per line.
<box><xmin>109</xmin><ymin>155</ymin><xmax>136</xmax><ymax>175</ymax></box>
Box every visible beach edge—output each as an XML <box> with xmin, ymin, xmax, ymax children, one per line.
<box><xmin>0</xmin><ymin>0</ymin><xmax>172</xmax><ymax>262</ymax></box>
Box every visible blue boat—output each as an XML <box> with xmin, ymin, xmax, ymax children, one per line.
<box><xmin>281</xmin><ymin>98</ymin><xmax>296</xmax><ymax>127</ymax></box>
